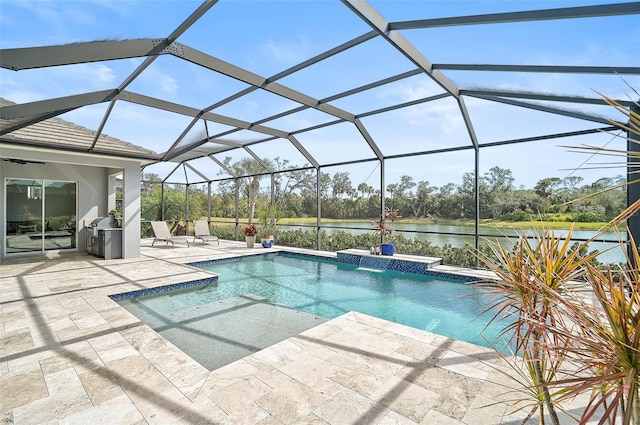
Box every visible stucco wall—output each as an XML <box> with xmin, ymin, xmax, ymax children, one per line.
<box><xmin>1</xmin><ymin>144</ymin><xmax>141</xmax><ymax>259</ymax></box>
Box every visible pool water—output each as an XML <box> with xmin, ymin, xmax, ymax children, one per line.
<box><xmin>138</xmin><ymin>253</ymin><xmax>504</xmax><ymax>349</ymax></box>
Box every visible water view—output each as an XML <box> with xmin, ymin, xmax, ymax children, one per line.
<box><xmin>280</xmin><ymin>221</ymin><xmax>626</xmax><ymax>264</ymax></box>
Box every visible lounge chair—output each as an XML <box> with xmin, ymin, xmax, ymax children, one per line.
<box><xmin>151</xmin><ymin>221</ymin><xmax>190</xmax><ymax>247</ymax></box>
<box><xmin>193</xmin><ymin>220</ymin><xmax>220</xmax><ymax>245</ymax></box>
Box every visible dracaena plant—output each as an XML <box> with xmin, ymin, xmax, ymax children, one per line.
<box><xmin>478</xmin><ymin>229</ymin><xmax>640</xmax><ymax>424</ymax></box>
<box><xmin>475</xmin><ymin>226</ymin><xmax>600</xmax><ymax>425</ymax></box>
<box><xmin>474</xmin><ymin>85</ymin><xmax>640</xmax><ymax>424</ymax></box>
<box><xmin>541</xmin><ymin>230</ymin><xmax>640</xmax><ymax>425</ymax></box>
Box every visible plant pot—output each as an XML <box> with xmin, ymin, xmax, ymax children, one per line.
<box><xmin>261</xmin><ymin>240</ymin><xmax>273</xmax><ymax>248</ymax></box>
<box><xmin>381</xmin><ymin>243</ymin><xmax>395</xmax><ymax>256</ymax></box>
<box><xmin>245</xmin><ymin>235</ymin><xmax>255</xmax><ymax>248</ymax></box>
<box><xmin>109</xmin><ymin>215</ymin><xmax>122</xmax><ymax>228</ymax></box>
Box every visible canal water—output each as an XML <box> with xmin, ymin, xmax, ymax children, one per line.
<box><xmin>280</xmin><ymin>221</ymin><xmax>626</xmax><ymax>264</ymax></box>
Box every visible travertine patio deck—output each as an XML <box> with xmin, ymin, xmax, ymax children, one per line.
<box><xmin>1</xmin><ymin>239</ymin><xmax>587</xmax><ymax>424</ymax></box>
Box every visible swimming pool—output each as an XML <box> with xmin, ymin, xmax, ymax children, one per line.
<box><xmin>192</xmin><ymin>253</ymin><xmax>501</xmax><ymax>345</ymax></box>
<box><xmin>116</xmin><ymin>252</ymin><xmax>504</xmax><ymax>370</ymax></box>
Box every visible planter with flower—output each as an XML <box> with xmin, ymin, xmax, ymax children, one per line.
<box><xmin>243</xmin><ymin>224</ymin><xmax>258</xmax><ymax>248</ymax></box>
<box><xmin>372</xmin><ymin>207</ymin><xmax>400</xmax><ymax>256</ymax></box>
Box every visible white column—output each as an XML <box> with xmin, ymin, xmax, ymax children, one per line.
<box><xmin>122</xmin><ymin>164</ymin><xmax>140</xmax><ymax>258</ymax></box>
<box><xmin>107</xmin><ymin>173</ymin><xmax>118</xmax><ymax>212</ymax></box>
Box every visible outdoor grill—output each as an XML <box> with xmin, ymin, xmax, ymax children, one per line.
<box><xmin>86</xmin><ymin>216</ymin><xmax>111</xmax><ymax>236</ymax></box>
<box><xmin>85</xmin><ymin>216</ymin><xmax>121</xmax><ymax>259</ymax></box>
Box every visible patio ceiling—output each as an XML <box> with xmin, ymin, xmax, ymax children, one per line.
<box><xmin>1</xmin><ymin>0</ymin><xmax>639</xmax><ymax>183</ymax></box>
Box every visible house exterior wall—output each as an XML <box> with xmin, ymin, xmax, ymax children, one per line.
<box><xmin>0</xmin><ymin>144</ymin><xmax>141</xmax><ymax>259</ymax></box>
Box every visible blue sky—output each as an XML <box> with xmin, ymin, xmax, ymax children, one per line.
<box><xmin>1</xmin><ymin>0</ymin><xmax>639</xmax><ymax>191</ymax></box>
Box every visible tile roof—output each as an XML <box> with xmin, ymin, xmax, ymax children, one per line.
<box><xmin>0</xmin><ymin>98</ymin><xmax>158</xmax><ymax>160</ymax></box>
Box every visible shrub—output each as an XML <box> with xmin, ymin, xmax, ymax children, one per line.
<box><xmin>275</xmin><ymin>229</ymin><xmax>489</xmax><ymax>268</ymax></box>
<box><xmin>570</xmin><ymin>211</ymin><xmax>606</xmax><ymax>222</ymax></box>
<box><xmin>210</xmin><ymin>224</ymin><xmax>236</xmax><ymax>240</ymax></box>
<box><xmin>500</xmin><ymin>209</ymin><xmax>530</xmax><ymax>221</ymax></box>
<box><xmin>274</xmin><ymin>228</ymin><xmax>318</xmax><ymax>249</ymax></box>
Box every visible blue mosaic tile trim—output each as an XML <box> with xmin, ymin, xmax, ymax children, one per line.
<box><xmin>280</xmin><ymin>252</ymin><xmax>335</xmax><ymax>262</ymax></box>
<box><xmin>359</xmin><ymin>256</ymin><xmax>391</xmax><ymax>269</ymax></box>
<box><xmin>188</xmin><ymin>252</ymin><xmax>276</xmax><ymax>268</ymax></box>
<box><xmin>336</xmin><ymin>252</ymin><xmax>481</xmax><ymax>281</ymax></box>
<box><xmin>422</xmin><ymin>270</ymin><xmax>481</xmax><ymax>283</ymax></box>
<box><xmin>189</xmin><ymin>251</ymin><xmax>336</xmax><ymax>269</ymax></box>
<box><xmin>388</xmin><ymin>260</ymin><xmax>427</xmax><ymax>274</ymax></box>
<box><xmin>109</xmin><ymin>276</ymin><xmax>217</xmax><ymax>301</ymax></box>
<box><xmin>336</xmin><ymin>252</ymin><xmax>360</xmax><ymax>265</ymax></box>
<box><xmin>188</xmin><ymin>250</ymin><xmax>483</xmax><ymax>283</ymax></box>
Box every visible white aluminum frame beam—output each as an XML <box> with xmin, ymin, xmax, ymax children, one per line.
<box><xmin>390</xmin><ymin>2</ymin><xmax>640</xmax><ymax>30</ymax></box>
<box><xmin>0</xmin><ymin>39</ymin><xmax>168</xmax><ymax>71</ymax></box>
<box><xmin>472</xmin><ymin>95</ymin><xmax>615</xmax><ymax>126</ymax></box>
<box><xmin>342</xmin><ymin>0</ymin><xmax>481</xmax><ymax>149</ymax></box>
<box><xmin>288</xmin><ymin>135</ymin><xmax>320</xmax><ymax>169</ymax></box>
<box><xmin>461</xmin><ymin>88</ymin><xmax>634</xmax><ymax>107</ymax></box>
<box><xmin>91</xmin><ymin>0</ymin><xmax>219</xmax><ymax>149</ymax></box>
<box><xmin>433</xmin><ymin>64</ymin><xmax>640</xmax><ymax>75</ymax></box>
<box><xmin>342</xmin><ymin>0</ymin><xmax>459</xmax><ymax>98</ymax></box>
<box><xmin>208</xmin><ymin>155</ymin><xmax>236</xmax><ymax>177</ymax></box>
<box><xmin>184</xmin><ymin>161</ymin><xmax>210</xmax><ymax>182</ymax></box>
<box><xmin>244</xmin><ymin>146</ymin><xmax>273</xmax><ymax>172</ymax></box>
<box><xmin>0</xmin><ymin>90</ymin><xmax>117</xmax><ymax>136</ymax></box>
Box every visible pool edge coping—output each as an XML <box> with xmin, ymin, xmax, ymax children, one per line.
<box><xmin>109</xmin><ymin>250</ymin><xmax>488</xmax><ymax>302</ymax></box>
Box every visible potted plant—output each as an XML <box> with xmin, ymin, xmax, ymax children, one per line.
<box><xmin>108</xmin><ymin>208</ymin><xmax>122</xmax><ymax>228</ymax></box>
<box><xmin>243</xmin><ymin>223</ymin><xmax>257</xmax><ymax>248</ymax></box>
<box><xmin>372</xmin><ymin>207</ymin><xmax>399</xmax><ymax>256</ymax></box>
<box><xmin>258</xmin><ymin>204</ymin><xmax>279</xmax><ymax>248</ymax></box>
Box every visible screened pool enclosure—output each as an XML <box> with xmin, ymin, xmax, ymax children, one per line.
<box><xmin>1</xmin><ymin>0</ymin><xmax>639</xmax><ymax>263</ymax></box>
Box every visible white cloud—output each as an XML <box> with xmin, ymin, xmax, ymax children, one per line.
<box><xmin>73</xmin><ymin>63</ymin><xmax>117</xmax><ymax>85</ymax></box>
<box><xmin>400</xmin><ymin>100</ymin><xmax>462</xmax><ymax>130</ymax></box>
<box><xmin>90</xmin><ymin>0</ymin><xmax>135</xmax><ymax>18</ymax></box>
<box><xmin>138</xmin><ymin>67</ymin><xmax>179</xmax><ymax>94</ymax></box>
<box><xmin>374</xmin><ymin>77</ymin><xmax>463</xmax><ymax>131</ymax></box>
<box><xmin>245</xmin><ymin>100</ymin><xmax>259</xmax><ymax>111</ymax></box>
<box><xmin>158</xmin><ymin>74</ymin><xmax>179</xmax><ymax>94</ymax></box>
<box><xmin>390</xmin><ymin>78</ymin><xmax>444</xmax><ymax>103</ymax></box>
<box><xmin>258</xmin><ymin>37</ymin><xmax>310</xmax><ymax>64</ymax></box>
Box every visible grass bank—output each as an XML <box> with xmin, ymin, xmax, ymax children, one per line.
<box><xmin>208</xmin><ymin>216</ymin><xmax>619</xmax><ymax>231</ymax></box>
<box><xmin>278</xmin><ymin>216</ymin><xmax>616</xmax><ymax>231</ymax></box>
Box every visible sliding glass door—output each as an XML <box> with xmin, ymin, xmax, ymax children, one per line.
<box><xmin>5</xmin><ymin>179</ymin><xmax>77</xmax><ymax>254</ymax></box>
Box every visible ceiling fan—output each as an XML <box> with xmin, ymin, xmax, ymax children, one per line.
<box><xmin>1</xmin><ymin>158</ymin><xmax>45</xmax><ymax>165</ymax></box>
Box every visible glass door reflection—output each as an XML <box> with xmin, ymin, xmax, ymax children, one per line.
<box><xmin>44</xmin><ymin>181</ymin><xmax>77</xmax><ymax>251</ymax></box>
<box><xmin>5</xmin><ymin>179</ymin><xmax>44</xmax><ymax>254</ymax></box>
<box><xmin>5</xmin><ymin>179</ymin><xmax>77</xmax><ymax>254</ymax></box>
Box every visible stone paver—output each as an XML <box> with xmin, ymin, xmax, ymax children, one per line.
<box><xmin>0</xmin><ymin>239</ymin><xmax>585</xmax><ymax>424</ymax></box>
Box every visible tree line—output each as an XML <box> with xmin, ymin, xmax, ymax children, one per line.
<box><xmin>141</xmin><ymin>158</ymin><xmax>626</xmax><ymax>224</ymax></box>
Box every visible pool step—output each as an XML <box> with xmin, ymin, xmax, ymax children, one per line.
<box><xmin>336</xmin><ymin>249</ymin><xmax>442</xmax><ymax>274</ymax></box>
